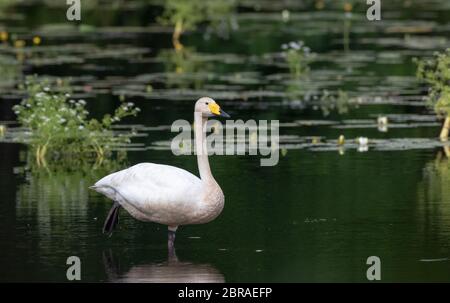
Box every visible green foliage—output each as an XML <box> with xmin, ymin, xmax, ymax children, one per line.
<box><xmin>416</xmin><ymin>48</ymin><xmax>450</xmax><ymax>117</ymax></box>
<box><xmin>158</xmin><ymin>0</ymin><xmax>236</xmax><ymax>32</ymax></box>
<box><xmin>0</xmin><ymin>55</ymin><xmax>21</xmax><ymax>85</ymax></box>
<box><xmin>13</xmin><ymin>76</ymin><xmax>140</xmax><ymax>162</ymax></box>
<box><xmin>319</xmin><ymin>90</ymin><xmax>356</xmax><ymax>116</ymax></box>
<box><xmin>282</xmin><ymin>41</ymin><xmax>314</xmax><ymax>79</ymax></box>
<box><xmin>0</xmin><ymin>0</ymin><xmax>18</xmax><ymax>8</ymax></box>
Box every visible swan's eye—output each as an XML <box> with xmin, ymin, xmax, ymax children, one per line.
<box><xmin>205</xmin><ymin>102</ymin><xmax>209</xmax><ymax>105</ymax></box>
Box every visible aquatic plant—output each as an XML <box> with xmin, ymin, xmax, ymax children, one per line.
<box><xmin>319</xmin><ymin>90</ymin><xmax>356</xmax><ymax>116</ymax></box>
<box><xmin>12</xmin><ymin>77</ymin><xmax>140</xmax><ymax>166</ymax></box>
<box><xmin>281</xmin><ymin>41</ymin><xmax>313</xmax><ymax>79</ymax></box>
<box><xmin>158</xmin><ymin>0</ymin><xmax>236</xmax><ymax>50</ymax></box>
<box><xmin>415</xmin><ymin>49</ymin><xmax>450</xmax><ymax>141</ymax></box>
<box><xmin>342</xmin><ymin>2</ymin><xmax>353</xmax><ymax>52</ymax></box>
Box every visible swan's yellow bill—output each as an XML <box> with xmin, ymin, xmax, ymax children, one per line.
<box><xmin>208</xmin><ymin>102</ymin><xmax>230</xmax><ymax>118</ymax></box>
<box><xmin>208</xmin><ymin>103</ymin><xmax>221</xmax><ymax>115</ymax></box>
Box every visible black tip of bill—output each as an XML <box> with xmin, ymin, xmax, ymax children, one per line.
<box><xmin>219</xmin><ymin>110</ymin><xmax>231</xmax><ymax>118</ymax></box>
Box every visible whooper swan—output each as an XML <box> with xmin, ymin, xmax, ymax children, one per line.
<box><xmin>90</xmin><ymin>97</ymin><xmax>230</xmax><ymax>250</ymax></box>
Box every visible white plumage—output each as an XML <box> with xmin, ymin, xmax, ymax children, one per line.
<box><xmin>93</xmin><ymin>163</ymin><xmax>203</xmax><ymax>225</ymax></box>
<box><xmin>91</xmin><ymin>97</ymin><xmax>230</xmax><ymax>248</ymax></box>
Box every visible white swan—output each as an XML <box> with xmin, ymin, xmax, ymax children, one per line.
<box><xmin>90</xmin><ymin>97</ymin><xmax>230</xmax><ymax>249</ymax></box>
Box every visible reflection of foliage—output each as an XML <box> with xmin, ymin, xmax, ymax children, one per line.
<box><xmin>281</xmin><ymin>41</ymin><xmax>313</xmax><ymax>79</ymax></box>
<box><xmin>0</xmin><ymin>0</ymin><xmax>17</xmax><ymax>10</ymax></box>
<box><xmin>158</xmin><ymin>47</ymin><xmax>210</xmax><ymax>89</ymax></box>
<box><xmin>0</xmin><ymin>55</ymin><xmax>22</xmax><ymax>87</ymax></box>
<box><xmin>12</xmin><ymin>76</ymin><xmax>140</xmax><ymax>165</ymax></box>
<box><xmin>23</xmin><ymin>149</ymin><xmax>127</xmax><ymax>175</ymax></box>
<box><xmin>15</xmin><ymin>153</ymin><xmax>127</xmax><ymax>245</ymax></box>
<box><xmin>343</xmin><ymin>9</ymin><xmax>352</xmax><ymax>52</ymax></box>
<box><xmin>338</xmin><ymin>1</ymin><xmax>360</xmax><ymax>52</ymax></box>
<box><xmin>158</xmin><ymin>0</ymin><xmax>236</xmax><ymax>50</ymax></box>
<box><xmin>319</xmin><ymin>90</ymin><xmax>357</xmax><ymax>116</ymax></box>
<box><xmin>416</xmin><ymin>49</ymin><xmax>450</xmax><ymax>140</ymax></box>
<box><xmin>419</xmin><ymin>149</ymin><xmax>450</xmax><ymax>228</ymax></box>
<box><xmin>285</xmin><ymin>81</ymin><xmax>308</xmax><ymax>101</ymax></box>
<box><xmin>285</xmin><ymin>83</ymin><xmax>357</xmax><ymax>117</ymax></box>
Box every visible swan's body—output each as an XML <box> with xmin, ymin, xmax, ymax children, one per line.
<box><xmin>93</xmin><ymin>162</ymin><xmax>223</xmax><ymax>226</ymax></box>
<box><xmin>91</xmin><ymin>97</ymin><xmax>230</xmax><ymax>248</ymax></box>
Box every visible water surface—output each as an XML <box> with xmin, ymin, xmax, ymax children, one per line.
<box><xmin>1</xmin><ymin>1</ymin><xmax>450</xmax><ymax>282</ymax></box>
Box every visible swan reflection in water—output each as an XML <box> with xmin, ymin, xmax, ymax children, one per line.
<box><xmin>103</xmin><ymin>248</ymin><xmax>225</xmax><ymax>283</ymax></box>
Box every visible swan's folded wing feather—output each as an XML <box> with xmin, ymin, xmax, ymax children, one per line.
<box><xmin>94</xmin><ymin>163</ymin><xmax>202</xmax><ymax>208</ymax></box>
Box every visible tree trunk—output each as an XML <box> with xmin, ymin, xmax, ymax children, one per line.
<box><xmin>443</xmin><ymin>145</ymin><xmax>450</xmax><ymax>158</ymax></box>
<box><xmin>172</xmin><ymin>20</ymin><xmax>184</xmax><ymax>51</ymax></box>
<box><xmin>439</xmin><ymin>116</ymin><xmax>450</xmax><ymax>142</ymax></box>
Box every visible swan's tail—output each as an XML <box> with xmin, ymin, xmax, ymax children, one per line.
<box><xmin>103</xmin><ymin>201</ymin><xmax>121</xmax><ymax>236</ymax></box>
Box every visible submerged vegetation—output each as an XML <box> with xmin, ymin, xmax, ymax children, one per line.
<box><xmin>12</xmin><ymin>77</ymin><xmax>140</xmax><ymax>166</ymax></box>
<box><xmin>416</xmin><ymin>49</ymin><xmax>450</xmax><ymax>141</ymax></box>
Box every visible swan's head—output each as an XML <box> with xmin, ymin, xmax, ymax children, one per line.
<box><xmin>195</xmin><ymin>97</ymin><xmax>230</xmax><ymax>118</ymax></box>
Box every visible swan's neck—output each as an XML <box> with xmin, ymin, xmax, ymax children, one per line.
<box><xmin>194</xmin><ymin>112</ymin><xmax>224</xmax><ymax>221</ymax></box>
<box><xmin>194</xmin><ymin>112</ymin><xmax>214</xmax><ymax>182</ymax></box>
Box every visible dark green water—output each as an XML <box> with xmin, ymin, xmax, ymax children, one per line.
<box><xmin>1</xmin><ymin>1</ymin><xmax>450</xmax><ymax>282</ymax></box>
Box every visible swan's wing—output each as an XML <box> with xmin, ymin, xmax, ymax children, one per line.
<box><xmin>93</xmin><ymin>163</ymin><xmax>202</xmax><ymax>209</ymax></box>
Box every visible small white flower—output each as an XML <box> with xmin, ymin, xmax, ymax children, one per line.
<box><xmin>357</xmin><ymin>137</ymin><xmax>369</xmax><ymax>146</ymax></box>
<box><xmin>43</xmin><ymin>87</ymin><xmax>50</xmax><ymax>92</ymax></box>
<box><xmin>135</xmin><ymin>107</ymin><xmax>141</xmax><ymax>112</ymax></box>
<box><xmin>78</xmin><ymin>100</ymin><xmax>86</xmax><ymax>105</ymax></box>
<box><xmin>281</xmin><ymin>9</ymin><xmax>290</xmax><ymax>22</ymax></box>
<box><xmin>127</xmin><ymin>102</ymin><xmax>134</xmax><ymax>107</ymax></box>
<box><xmin>377</xmin><ymin>116</ymin><xmax>388</xmax><ymax>125</ymax></box>
<box><xmin>59</xmin><ymin>118</ymin><xmax>66</xmax><ymax>123</ymax></box>
<box><xmin>35</xmin><ymin>92</ymin><xmax>45</xmax><ymax>98</ymax></box>
<box><xmin>78</xmin><ymin>125</ymin><xmax>84</xmax><ymax>130</ymax></box>
<box><xmin>65</xmin><ymin>93</ymin><xmax>71</xmax><ymax>98</ymax></box>
<box><xmin>289</xmin><ymin>41</ymin><xmax>300</xmax><ymax>50</ymax></box>
<box><xmin>123</xmin><ymin>106</ymin><xmax>128</xmax><ymax>111</ymax></box>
